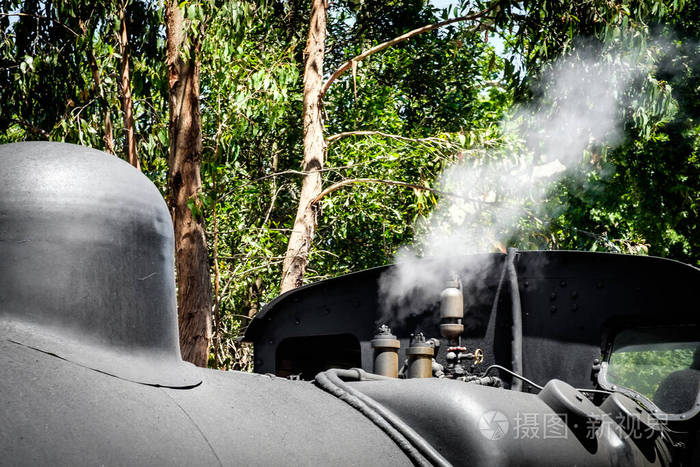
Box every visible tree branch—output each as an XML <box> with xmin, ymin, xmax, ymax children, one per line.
<box><xmin>320</xmin><ymin>5</ymin><xmax>495</xmax><ymax>97</ymax></box>
<box><xmin>310</xmin><ymin>177</ymin><xmax>492</xmax><ymax>206</ymax></box>
<box><xmin>222</xmin><ymin>163</ymin><xmax>373</xmax><ymax>197</ymax></box>
<box><xmin>0</xmin><ymin>12</ymin><xmax>80</xmax><ymax>37</ymax></box>
<box><xmin>326</xmin><ymin>130</ymin><xmax>448</xmax><ymax>145</ymax></box>
<box><xmin>10</xmin><ymin>118</ymin><xmax>50</xmax><ymax>139</ymax></box>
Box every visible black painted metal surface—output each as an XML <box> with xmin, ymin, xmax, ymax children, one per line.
<box><xmin>0</xmin><ymin>335</ymin><xmax>409</xmax><ymax>466</ymax></box>
<box><xmin>349</xmin><ymin>377</ymin><xmax>670</xmax><ymax>466</ymax></box>
<box><xmin>246</xmin><ymin>250</ymin><xmax>699</xmax><ymax>392</ymax></box>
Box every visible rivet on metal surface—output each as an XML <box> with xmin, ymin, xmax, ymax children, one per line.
<box><xmin>550</xmin><ymin>305</ymin><xmax>557</xmax><ymax>313</ymax></box>
<box><xmin>560</xmin><ymin>280</ymin><xmax>567</xmax><ymax>287</ymax></box>
<box><xmin>550</xmin><ymin>292</ymin><xmax>557</xmax><ymax>301</ymax></box>
<box><xmin>571</xmin><ymin>290</ymin><xmax>578</xmax><ymax>299</ymax></box>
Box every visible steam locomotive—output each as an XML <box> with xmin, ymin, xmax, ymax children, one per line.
<box><xmin>1</xmin><ymin>142</ymin><xmax>698</xmax><ymax>466</ymax></box>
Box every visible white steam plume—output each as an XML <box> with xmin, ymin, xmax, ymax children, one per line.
<box><xmin>378</xmin><ymin>44</ymin><xmax>644</xmax><ymax>323</ymax></box>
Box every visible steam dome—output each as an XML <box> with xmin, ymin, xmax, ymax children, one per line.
<box><xmin>0</xmin><ymin>142</ymin><xmax>197</xmax><ymax>386</ymax></box>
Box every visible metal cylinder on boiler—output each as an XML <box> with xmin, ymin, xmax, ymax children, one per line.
<box><xmin>439</xmin><ymin>278</ymin><xmax>464</xmax><ymax>342</ymax></box>
<box><xmin>406</xmin><ymin>333</ymin><xmax>434</xmax><ymax>378</ymax></box>
<box><xmin>371</xmin><ymin>325</ymin><xmax>400</xmax><ymax>378</ymax></box>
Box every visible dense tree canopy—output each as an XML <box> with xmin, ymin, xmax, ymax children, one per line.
<box><xmin>0</xmin><ymin>0</ymin><xmax>697</xmax><ymax>368</ymax></box>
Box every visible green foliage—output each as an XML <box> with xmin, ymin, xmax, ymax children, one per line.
<box><xmin>609</xmin><ymin>348</ymin><xmax>693</xmax><ymax>400</ymax></box>
<box><xmin>309</xmin><ymin>0</ymin><xmax>512</xmax><ymax>279</ymax></box>
<box><xmin>540</xmin><ymin>3</ymin><xmax>700</xmax><ymax>264</ymax></box>
<box><xmin>0</xmin><ymin>0</ymin><xmax>167</xmax><ymax>173</ymax></box>
<box><xmin>199</xmin><ymin>0</ymin><xmax>304</xmax><ymax>369</ymax></box>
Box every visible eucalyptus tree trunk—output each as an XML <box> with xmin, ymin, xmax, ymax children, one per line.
<box><xmin>280</xmin><ymin>0</ymin><xmax>327</xmax><ymax>293</ymax></box>
<box><xmin>278</xmin><ymin>2</ymin><xmax>490</xmax><ymax>293</ymax></box>
<box><xmin>165</xmin><ymin>0</ymin><xmax>212</xmax><ymax>367</ymax></box>
<box><xmin>118</xmin><ymin>2</ymin><xmax>138</xmax><ymax>169</ymax></box>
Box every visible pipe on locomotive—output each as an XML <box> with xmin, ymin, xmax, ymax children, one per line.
<box><xmin>314</xmin><ymin>369</ymin><xmax>452</xmax><ymax>467</ymax></box>
<box><xmin>507</xmin><ymin>248</ymin><xmax>524</xmax><ymax>391</ymax></box>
